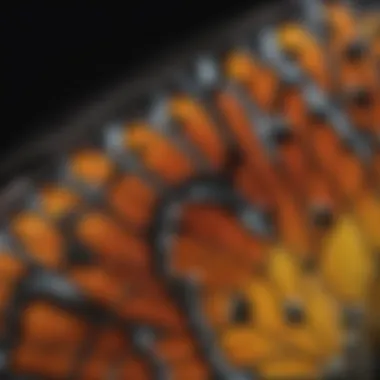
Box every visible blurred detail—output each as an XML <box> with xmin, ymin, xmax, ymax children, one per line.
<box><xmin>1</xmin><ymin>1</ymin><xmax>380</xmax><ymax>379</ymax></box>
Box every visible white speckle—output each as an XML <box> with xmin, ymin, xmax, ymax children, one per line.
<box><xmin>196</xmin><ymin>57</ymin><xmax>218</xmax><ymax>86</ymax></box>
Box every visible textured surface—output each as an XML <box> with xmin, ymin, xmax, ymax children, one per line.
<box><xmin>0</xmin><ymin>1</ymin><xmax>380</xmax><ymax>379</ymax></box>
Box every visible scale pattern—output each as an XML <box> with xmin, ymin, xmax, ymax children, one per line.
<box><xmin>0</xmin><ymin>1</ymin><xmax>380</xmax><ymax>379</ymax></box>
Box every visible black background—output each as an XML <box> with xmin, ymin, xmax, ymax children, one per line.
<box><xmin>2</xmin><ymin>2</ymin><xmax>257</xmax><ymax>158</ymax></box>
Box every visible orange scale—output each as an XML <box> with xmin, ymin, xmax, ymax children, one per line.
<box><xmin>306</xmin><ymin>121</ymin><xmax>367</xmax><ymax>201</ymax></box>
<box><xmin>69</xmin><ymin>266</ymin><xmax>127</xmax><ymax>310</ymax></box>
<box><xmin>118</xmin><ymin>356</ymin><xmax>152</xmax><ymax>380</ymax></box>
<box><xmin>39</xmin><ymin>185</ymin><xmax>80</xmax><ymax>218</ymax></box>
<box><xmin>69</xmin><ymin>148</ymin><xmax>115</xmax><ymax>186</ymax></box>
<box><xmin>122</xmin><ymin>123</ymin><xmax>196</xmax><ymax>185</ymax></box>
<box><xmin>154</xmin><ymin>332</ymin><xmax>199</xmax><ymax>364</ymax></box>
<box><xmin>11</xmin><ymin>301</ymin><xmax>88</xmax><ymax>379</ymax></box>
<box><xmin>78</xmin><ymin>328</ymin><xmax>128</xmax><ymax>380</ymax></box>
<box><xmin>119</xmin><ymin>293</ymin><xmax>185</xmax><ymax>330</ymax></box>
<box><xmin>215</xmin><ymin>90</ymin><xmax>285</xmax><ymax>197</ymax></box>
<box><xmin>169</xmin><ymin>96</ymin><xmax>226</xmax><ymax>170</ymax></box>
<box><xmin>170</xmin><ymin>235</ymin><xmax>257</xmax><ymax>290</ymax></box>
<box><xmin>0</xmin><ymin>253</ymin><xmax>26</xmax><ymax>332</ymax></box>
<box><xmin>169</xmin><ymin>358</ymin><xmax>210</xmax><ymax>380</ymax></box>
<box><xmin>75</xmin><ymin>212</ymin><xmax>150</xmax><ymax>271</ymax></box>
<box><xmin>324</xmin><ymin>2</ymin><xmax>357</xmax><ymax>54</ymax></box>
<box><xmin>107</xmin><ymin>174</ymin><xmax>158</xmax><ymax>229</ymax></box>
<box><xmin>277</xmin><ymin>24</ymin><xmax>330</xmax><ymax>89</ymax></box>
<box><xmin>11</xmin><ymin>212</ymin><xmax>66</xmax><ymax>269</ymax></box>
<box><xmin>181</xmin><ymin>205</ymin><xmax>267</xmax><ymax>261</ymax></box>
<box><xmin>224</xmin><ymin>51</ymin><xmax>280</xmax><ymax>112</ymax></box>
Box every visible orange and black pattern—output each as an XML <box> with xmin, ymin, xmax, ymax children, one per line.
<box><xmin>1</xmin><ymin>0</ymin><xmax>380</xmax><ymax>379</ymax></box>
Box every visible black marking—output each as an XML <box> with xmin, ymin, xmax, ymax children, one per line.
<box><xmin>346</xmin><ymin>87</ymin><xmax>373</xmax><ymax>108</ymax></box>
<box><xmin>283</xmin><ymin>300</ymin><xmax>306</xmax><ymax>325</ymax></box>
<box><xmin>308</xmin><ymin>106</ymin><xmax>329</xmax><ymax>124</ymax></box>
<box><xmin>311</xmin><ymin>204</ymin><xmax>335</xmax><ymax>228</ymax></box>
<box><xmin>344</xmin><ymin>39</ymin><xmax>368</xmax><ymax>62</ymax></box>
<box><xmin>229</xmin><ymin>294</ymin><xmax>252</xmax><ymax>324</ymax></box>
<box><xmin>224</xmin><ymin>144</ymin><xmax>244</xmax><ymax>175</ymax></box>
<box><xmin>342</xmin><ymin>306</ymin><xmax>364</xmax><ymax>329</ymax></box>
<box><xmin>271</xmin><ymin>119</ymin><xmax>294</xmax><ymax>145</ymax></box>
<box><xmin>321</xmin><ymin>357</ymin><xmax>347</xmax><ymax>380</ymax></box>
<box><xmin>302</xmin><ymin>257</ymin><xmax>318</xmax><ymax>273</ymax></box>
<box><xmin>282</xmin><ymin>47</ymin><xmax>301</xmax><ymax>63</ymax></box>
